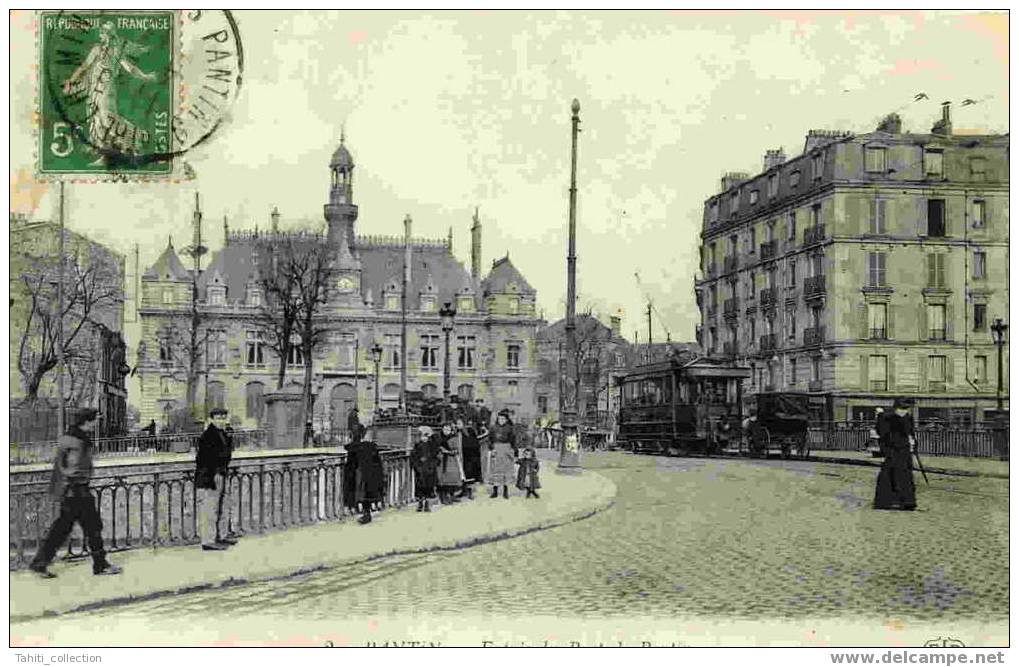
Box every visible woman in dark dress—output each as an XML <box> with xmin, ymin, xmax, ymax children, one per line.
<box><xmin>411</xmin><ymin>426</ymin><xmax>439</xmax><ymax>512</ymax></box>
<box><xmin>436</xmin><ymin>423</ymin><xmax>464</xmax><ymax>505</ymax></box>
<box><xmin>343</xmin><ymin>429</ymin><xmax>386</xmax><ymax>524</ymax></box>
<box><xmin>873</xmin><ymin>398</ymin><xmax>918</xmax><ymax>511</ymax></box>
<box><xmin>457</xmin><ymin>417</ymin><xmax>481</xmax><ymax>499</ymax></box>
<box><xmin>488</xmin><ymin>409</ymin><xmax>518</xmax><ymax>499</ymax></box>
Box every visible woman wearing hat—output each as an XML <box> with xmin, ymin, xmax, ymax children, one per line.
<box><xmin>436</xmin><ymin>422</ymin><xmax>465</xmax><ymax>504</ymax></box>
<box><xmin>411</xmin><ymin>426</ymin><xmax>439</xmax><ymax>512</ymax></box>
<box><xmin>487</xmin><ymin>409</ymin><xmax>518</xmax><ymax>499</ymax></box>
<box><xmin>873</xmin><ymin>398</ymin><xmax>918</xmax><ymax>511</ymax></box>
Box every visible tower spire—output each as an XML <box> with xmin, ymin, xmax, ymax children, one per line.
<box><xmin>470</xmin><ymin>206</ymin><xmax>482</xmax><ymax>283</ymax></box>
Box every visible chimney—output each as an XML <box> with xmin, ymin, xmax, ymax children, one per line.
<box><xmin>876</xmin><ymin>113</ymin><xmax>902</xmax><ymax>134</ymax></box>
<box><xmin>932</xmin><ymin>102</ymin><xmax>952</xmax><ymax>136</ymax></box>
<box><xmin>271</xmin><ymin>206</ymin><xmax>280</xmax><ymax>233</ymax></box>
<box><xmin>223</xmin><ymin>215</ymin><xmax>229</xmax><ymax>246</ymax></box>
<box><xmin>763</xmin><ymin>148</ymin><xmax>786</xmax><ymax>171</ymax></box>
<box><xmin>610</xmin><ymin>314</ymin><xmax>621</xmax><ymax>337</ymax></box>
<box><xmin>720</xmin><ymin>171</ymin><xmax>749</xmax><ymax>192</ymax></box>
<box><xmin>804</xmin><ymin>129</ymin><xmax>851</xmax><ymax>154</ymax></box>
<box><xmin>470</xmin><ymin>207</ymin><xmax>482</xmax><ymax>282</ymax></box>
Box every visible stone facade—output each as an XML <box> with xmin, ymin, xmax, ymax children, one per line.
<box><xmin>136</xmin><ymin>140</ymin><xmax>542</xmax><ymax>431</ymax></box>
<box><xmin>695</xmin><ymin>106</ymin><xmax>1009</xmax><ymax>425</ymax></box>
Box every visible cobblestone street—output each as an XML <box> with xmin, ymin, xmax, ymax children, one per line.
<box><xmin>11</xmin><ymin>453</ymin><xmax>1008</xmax><ymax>644</ymax></box>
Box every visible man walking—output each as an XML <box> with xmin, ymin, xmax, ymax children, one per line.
<box><xmin>29</xmin><ymin>408</ymin><xmax>122</xmax><ymax>578</ymax></box>
<box><xmin>196</xmin><ymin>408</ymin><xmax>234</xmax><ymax>550</ymax></box>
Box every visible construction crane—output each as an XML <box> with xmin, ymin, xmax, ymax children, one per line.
<box><xmin>634</xmin><ymin>270</ymin><xmax>672</xmax><ymax>363</ymax></box>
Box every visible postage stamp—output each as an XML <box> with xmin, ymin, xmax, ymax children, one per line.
<box><xmin>38</xmin><ymin>10</ymin><xmax>176</xmax><ymax>176</ymax></box>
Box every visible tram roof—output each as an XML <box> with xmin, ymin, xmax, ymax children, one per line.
<box><xmin>619</xmin><ymin>356</ymin><xmax>751</xmax><ymax>381</ymax></box>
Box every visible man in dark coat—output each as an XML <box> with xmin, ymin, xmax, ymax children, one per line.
<box><xmin>196</xmin><ymin>408</ymin><xmax>233</xmax><ymax>550</ymax></box>
<box><xmin>873</xmin><ymin>398</ymin><xmax>918</xmax><ymax>511</ymax></box>
<box><xmin>343</xmin><ymin>427</ymin><xmax>386</xmax><ymax>524</ymax></box>
<box><xmin>411</xmin><ymin>426</ymin><xmax>439</xmax><ymax>512</ymax></box>
<box><xmin>29</xmin><ymin>409</ymin><xmax>122</xmax><ymax>578</ymax></box>
<box><xmin>475</xmin><ymin>398</ymin><xmax>491</xmax><ymax>429</ymax></box>
<box><xmin>347</xmin><ymin>408</ymin><xmax>362</xmax><ymax>440</ymax></box>
<box><xmin>216</xmin><ymin>421</ymin><xmax>239</xmax><ymax>545</ymax></box>
<box><xmin>456</xmin><ymin>417</ymin><xmax>482</xmax><ymax>498</ymax></box>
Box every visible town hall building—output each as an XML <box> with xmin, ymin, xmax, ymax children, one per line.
<box><xmin>136</xmin><ymin>138</ymin><xmax>542</xmax><ymax>433</ymax></box>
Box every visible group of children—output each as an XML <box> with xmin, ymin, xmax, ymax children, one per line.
<box><xmin>410</xmin><ymin>408</ymin><xmax>542</xmax><ymax>512</ymax></box>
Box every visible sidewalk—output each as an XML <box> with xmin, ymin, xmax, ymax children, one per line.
<box><xmin>10</xmin><ymin>453</ymin><xmax>616</xmax><ymax>622</ymax></box>
<box><xmin>807</xmin><ymin>449</ymin><xmax>1009</xmax><ymax>478</ymax></box>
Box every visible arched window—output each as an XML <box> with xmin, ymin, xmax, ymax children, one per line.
<box><xmin>382</xmin><ymin>383</ymin><xmax>402</xmax><ymax>405</ymax></box>
<box><xmin>421</xmin><ymin>383</ymin><xmax>438</xmax><ymax>398</ymax></box>
<box><xmin>457</xmin><ymin>383</ymin><xmax>474</xmax><ymax>401</ymax></box>
<box><xmin>246</xmin><ymin>382</ymin><xmax>265</xmax><ymax>422</ymax></box>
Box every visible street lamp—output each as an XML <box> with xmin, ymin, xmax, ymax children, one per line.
<box><xmin>991</xmin><ymin>318</ymin><xmax>1008</xmax><ymax>411</ymax></box>
<box><xmin>440</xmin><ymin>301</ymin><xmax>457</xmax><ymax>404</ymax></box>
<box><xmin>371</xmin><ymin>342</ymin><xmax>383</xmax><ymax>413</ymax></box>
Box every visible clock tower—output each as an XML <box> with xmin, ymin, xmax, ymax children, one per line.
<box><xmin>324</xmin><ymin>131</ymin><xmax>363</xmax><ymax>307</ymax></box>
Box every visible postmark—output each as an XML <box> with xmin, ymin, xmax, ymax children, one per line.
<box><xmin>37</xmin><ymin>10</ymin><xmax>243</xmax><ymax>180</ymax></box>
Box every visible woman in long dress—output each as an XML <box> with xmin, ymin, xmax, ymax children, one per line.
<box><xmin>457</xmin><ymin>417</ymin><xmax>481</xmax><ymax>500</ymax></box>
<box><xmin>436</xmin><ymin>422</ymin><xmax>464</xmax><ymax>504</ymax></box>
<box><xmin>873</xmin><ymin>399</ymin><xmax>918</xmax><ymax>511</ymax></box>
<box><xmin>487</xmin><ymin>409</ymin><xmax>517</xmax><ymax>499</ymax></box>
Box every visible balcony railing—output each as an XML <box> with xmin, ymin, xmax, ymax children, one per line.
<box><xmin>804</xmin><ymin>224</ymin><xmax>826</xmax><ymax>246</ymax></box>
<box><xmin>808</xmin><ymin>380</ymin><xmax>823</xmax><ymax>392</ymax></box>
<box><xmin>759</xmin><ymin>241</ymin><xmax>777</xmax><ymax>260</ymax></box>
<box><xmin>804</xmin><ymin>326</ymin><xmax>825</xmax><ymax>346</ymax></box>
<box><xmin>722</xmin><ymin>342</ymin><xmax>737</xmax><ymax>357</ymax></box>
<box><xmin>759</xmin><ymin>333</ymin><xmax>777</xmax><ymax>352</ymax></box>
<box><xmin>928</xmin><ymin>328</ymin><xmax>947</xmax><ymax>342</ymax></box>
<box><xmin>724</xmin><ymin>298</ymin><xmax>740</xmax><ymax>317</ymax></box>
<box><xmin>706</xmin><ymin>263</ymin><xmax>717</xmax><ymax>278</ymax></box>
<box><xmin>869</xmin><ymin>327</ymin><xmax>887</xmax><ymax>340</ymax></box>
<box><xmin>759</xmin><ymin>287</ymin><xmax>777</xmax><ymax>308</ymax></box>
<box><xmin>804</xmin><ymin>274</ymin><xmax>826</xmax><ymax>298</ymax></box>
<box><xmin>724</xmin><ymin>255</ymin><xmax>739</xmax><ymax>273</ymax></box>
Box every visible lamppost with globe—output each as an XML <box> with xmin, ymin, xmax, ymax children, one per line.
<box><xmin>371</xmin><ymin>342</ymin><xmax>383</xmax><ymax>414</ymax></box>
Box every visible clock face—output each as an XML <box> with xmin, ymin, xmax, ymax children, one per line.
<box><xmin>337</xmin><ymin>276</ymin><xmax>355</xmax><ymax>292</ymax></box>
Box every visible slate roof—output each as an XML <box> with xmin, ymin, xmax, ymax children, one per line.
<box><xmin>143</xmin><ymin>242</ymin><xmax>191</xmax><ymax>281</ymax></box>
<box><xmin>481</xmin><ymin>255</ymin><xmax>534</xmax><ymax>296</ymax></box>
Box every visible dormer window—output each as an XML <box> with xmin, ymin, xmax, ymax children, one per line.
<box><xmin>246</xmin><ymin>287</ymin><xmax>262</xmax><ymax>307</ymax></box>
<box><xmin>865</xmin><ymin>146</ymin><xmax>886</xmax><ymax>173</ymax></box>
<box><xmin>790</xmin><ymin>170</ymin><xmax>801</xmax><ymax>188</ymax></box>
<box><xmin>421</xmin><ymin>295</ymin><xmax>436</xmax><ymax>312</ymax></box>
<box><xmin>386</xmin><ymin>295</ymin><xmax>400</xmax><ymax>311</ymax></box>
<box><xmin>208</xmin><ymin>286</ymin><xmax>226</xmax><ymax>305</ymax></box>
<box><xmin>336</xmin><ymin>276</ymin><xmax>355</xmax><ymax>292</ymax></box>
<box><xmin>457</xmin><ymin>295</ymin><xmax>474</xmax><ymax>313</ymax></box>
<box><xmin>812</xmin><ymin>153</ymin><xmax>823</xmax><ymax>181</ymax></box>
<box><xmin>508</xmin><ymin>297</ymin><xmax>519</xmax><ymax>315</ymax></box>
<box><xmin>749</xmin><ymin>189</ymin><xmax>759</xmax><ymax>205</ymax></box>
<box><xmin>162</xmin><ymin>288</ymin><xmax>173</xmax><ymax>304</ymax></box>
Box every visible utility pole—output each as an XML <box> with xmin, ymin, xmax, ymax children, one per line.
<box><xmin>559</xmin><ymin>98</ymin><xmax>582</xmax><ymax>473</ymax></box>
<box><xmin>647</xmin><ymin>303</ymin><xmax>653</xmax><ymax>363</ymax></box>
<box><xmin>400</xmin><ymin>215</ymin><xmax>411</xmax><ymax>413</ymax></box>
<box><xmin>57</xmin><ymin>182</ymin><xmax>66</xmax><ymax>437</ymax></box>
<box><xmin>991</xmin><ymin>318</ymin><xmax>1008</xmax><ymax>411</ymax></box>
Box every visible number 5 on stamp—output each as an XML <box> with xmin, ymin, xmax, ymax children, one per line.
<box><xmin>38</xmin><ymin>11</ymin><xmax>174</xmax><ymax>175</ymax></box>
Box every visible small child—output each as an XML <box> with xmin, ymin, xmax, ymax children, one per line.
<box><xmin>515</xmin><ymin>446</ymin><xmax>541</xmax><ymax>498</ymax></box>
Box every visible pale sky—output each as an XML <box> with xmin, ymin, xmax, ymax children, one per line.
<box><xmin>9</xmin><ymin>10</ymin><xmax>1009</xmax><ymax>345</ymax></box>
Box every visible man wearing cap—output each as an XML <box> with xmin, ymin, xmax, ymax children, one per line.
<box><xmin>196</xmin><ymin>408</ymin><xmax>234</xmax><ymax>549</ymax></box>
<box><xmin>873</xmin><ymin>398</ymin><xmax>918</xmax><ymax>511</ymax></box>
<box><xmin>29</xmin><ymin>408</ymin><xmax>122</xmax><ymax>578</ymax></box>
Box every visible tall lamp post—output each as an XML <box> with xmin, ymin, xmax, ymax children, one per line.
<box><xmin>558</xmin><ymin>98</ymin><xmax>582</xmax><ymax>474</ymax></box>
<box><xmin>371</xmin><ymin>343</ymin><xmax>383</xmax><ymax>414</ymax></box>
<box><xmin>440</xmin><ymin>302</ymin><xmax>457</xmax><ymax>404</ymax></box>
<box><xmin>991</xmin><ymin>318</ymin><xmax>1008</xmax><ymax>411</ymax></box>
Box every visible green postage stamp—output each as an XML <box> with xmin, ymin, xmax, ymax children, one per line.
<box><xmin>38</xmin><ymin>11</ymin><xmax>175</xmax><ymax>176</ymax></box>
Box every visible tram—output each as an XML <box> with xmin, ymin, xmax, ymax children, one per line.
<box><xmin>617</xmin><ymin>356</ymin><xmax>751</xmax><ymax>455</ymax></box>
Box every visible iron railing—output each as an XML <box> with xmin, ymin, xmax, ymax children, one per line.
<box><xmin>760</xmin><ymin>287</ymin><xmax>777</xmax><ymax>308</ymax></box>
<box><xmin>724</xmin><ymin>298</ymin><xmax>740</xmax><ymax>317</ymax></box>
<box><xmin>10</xmin><ymin>430</ymin><xmax>269</xmax><ymax>465</ymax></box>
<box><xmin>806</xmin><ymin>426</ymin><xmax>1007</xmax><ymax>459</ymax></box>
<box><xmin>804</xmin><ymin>275</ymin><xmax>826</xmax><ymax>298</ymax></box>
<box><xmin>759</xmin><ymin>333</ymin><xmax>777</xmax><ymax>352</ymax></box>
<box><xmin>803</xmin><ymin>224</ymin><xmax>826</xmax><ymax>247</ymax></box>
<box><xmin>724</xmin><ymin>255</ymin><xmax>739</xmax><ymax>273</ymax></box>
<box><xmin>759</xmin><ymin>241</ymin><xmax>776</xmax><ymax>261</ymax></box>
<box><xmin>9</xmin><ymin>449</ymin><xmax>413</xmax><ymax>570</ymax></box>
<box><xmin>804</xmin><ymin>326</ymin><xmax>825</xmax><ymax>346</ymax></box>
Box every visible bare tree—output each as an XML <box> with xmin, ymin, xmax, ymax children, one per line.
<box><xmin>249</xmin><ymin>234</ymin><xmax>334</xmax><ymax>443</ymax></box>
<box><xmin>14</xmin><ymin>243</ymin><xmax>121</xmax><ymax>402</ymax></box>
